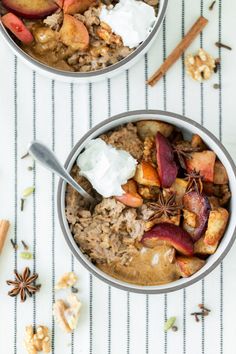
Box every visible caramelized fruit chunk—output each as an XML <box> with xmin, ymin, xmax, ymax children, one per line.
<box><xmin>194</xmin><ymin>236</ymin><xmax>218</xmax><ymax>255</ymax></box>
<box><xmin>59</xmin><ymin>14</ymin><xmax>89</xmax><ymax>50</ymax></box>
<box><xmin>156</xmin><ymin>132</ymin><xmax>177</xmax><ymax>188</ymax></box>
<box><xmin>134</xmin><ymin>161</ymin><xmax>160</xmax><ymax>187</ymax></box>
<box><xmin>213</xmin><ymin>160</ymin><xmax>229</xmax><ymax>185</ymax></box>
<box><xmin>167</xmin><ymin>178</ymin><xmax>188</xmax><ymax>203</ymax></box>
<box><xmin>141</xmin><ymin>223</ymin><xmax>194</xmax><ymax>256</ymax></box>
<box><xmin>183</xmin><ymin>191</ymin><xmax>211</xmax><ymax>241</ymax></box>
<box><xmin>1</xmin><ymin>13</ymin><xmax>33</xmax><ymax>44</ymax></box>
<box><xmin>176</xmin><ymin>256</ymin><xmax>205</xmax><ymax>277</ymax></box>
<box><xmin>116</xmin><ymin>180</ymin><xmax>143</xmax><ymax>208</ymax></box>
<box><xmin>2</xmin><ymin>0</ymin><xmax>58</xmax><ymax>19</ymax></box>
<box><xmin>137</xmin><ymin>120</ymin><xmax>174</xmax><ymax>140</ymax></box>
<box><xmin>186</xmin><ymin>151</ymin><xmax>216</xmax><ymax>182</ymax></box>
<box><xmin>191</xmin><ymin>134</ymin><xmax>207</xmax><ymax>151</ymax></box>
<box><xmin>204</xmin><ymin>207</ymin><xmax>229</xmax><ymax>246</ymax></box>
<box><xmin>63</xmin><ymin>0</ymin><xmax>95</xmax><ymax>14</ymax></box>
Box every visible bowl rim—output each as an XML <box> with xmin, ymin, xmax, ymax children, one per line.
<box><xmin>0</xmin><ymin>0</ymin><xmax>168</xmax><ymax>78</ymax></box>
<box><xmin>57</xmin><ymin>109</ymin><xmax>236</xmax><ymax>294</ymax></box>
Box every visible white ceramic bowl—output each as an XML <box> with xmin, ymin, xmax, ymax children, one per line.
<box><xmin>57</xmin><ymin>110</ymin><xmax>236</xmax><ymax>294</ymax></box>
<box><xmin>0</xmin><ymin>1</ymin><xmax>168</xmax><ymax>83</ymax></box>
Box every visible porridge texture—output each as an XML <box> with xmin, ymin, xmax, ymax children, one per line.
<box><xmin>0</xmin><ymin>0</ymin><xmax>158</xmax><ymax>72</ymax></box>
<box><xmin>65</xmin><ymin>121</ymin><xmax>231</xmax><ymax>286</ymax></box>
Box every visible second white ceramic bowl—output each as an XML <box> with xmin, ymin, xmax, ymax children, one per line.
<box><xmin>0</xmin><ymin>0</ymin><xmax>168</xmax><ymax>83</ymax></box>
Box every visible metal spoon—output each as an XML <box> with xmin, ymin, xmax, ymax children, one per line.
<box><xmin>28</xmin><ymin>141</ymin><xmax>96</xmax><ymax>206</ymax></box>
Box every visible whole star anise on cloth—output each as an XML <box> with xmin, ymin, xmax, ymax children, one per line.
<box><xmin>147</xmin><ymin>193</ymin><xmax>181</xmax><ymax>222</ymax></box>
<box><xmin>6</xmin><ymin>267</ymin><xmax>41</xmax><ymax>302</ymax></box>
<box><xmin>172</xmin><ymin>141</ymin><xmax>201</xmax><ymax>169</ymax></box>
<box><xmin>185</xmin><ymin>170</ymin><xmax>203</xmax><ymax>194</ymax></box>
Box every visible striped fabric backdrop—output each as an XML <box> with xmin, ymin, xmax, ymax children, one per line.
<box><xmin>0</xmin><ymin>0</ymin><xmax>236</xmax><ymax>353</ymax></box>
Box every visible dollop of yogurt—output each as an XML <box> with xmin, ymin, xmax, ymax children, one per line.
<box><xmin>99</xmin><ymin>0</ymin><xmax>156</xmax><ymax>48</ymax></box>
<box><xmin>77</xmin><ymin>138</ymin><xmax>137</xmax><ymax>198</ymax></box>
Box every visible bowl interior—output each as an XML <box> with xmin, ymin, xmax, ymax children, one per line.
<box><xmin>58</xmin><ymin>110</ymin><xmax>236</xmax><ymax>294</ymax></box>
<box><xmin>0</xmin><ymin>0</ymin><xmax>168</xmax><ymax>79</ymax></box>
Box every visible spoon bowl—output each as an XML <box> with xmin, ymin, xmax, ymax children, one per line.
<box><xmin>28</xmin><ymin>141</ymin><xmax>97</xmax><ymax>208</ymax></box>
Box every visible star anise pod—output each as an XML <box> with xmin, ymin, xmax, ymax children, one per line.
<box><xmin>185</xmin><ymin>170</ymin><xmax>203</xmax><ymax>194</ymax></box>
<box><xmin>6</xmin><ymin>267</ymin><xmax>41</xmax><ymax>302</ymax></box>
<box><xmin>172</xmin><ymin>141</ymin><xmax>201</xmax><ymax>169</ymax></box>
<box><xmin>147</xmin><ymin>193</ymin><xmax>181</xmax><ymax>221</ymax></box>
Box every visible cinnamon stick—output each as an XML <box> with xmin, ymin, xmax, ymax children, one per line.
<box><xmin>147</xmin><ymin>16</ymin><xmax>208</xmax><ymax>86</ymax></box>
<box><xmin>0</xmin><ymin>220</ymin><xmax>10</xmax><ymax>254</ymax></box>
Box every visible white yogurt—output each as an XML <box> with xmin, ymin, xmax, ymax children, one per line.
<box><xmin>99</xmin><ymin>0</ymin><xmax>156</xmax><ymax>48</ymax></box>
<box><xmin>77</xmin><ymin>138</ymin><xmax>137</xmax><ymax>197</ymax></box>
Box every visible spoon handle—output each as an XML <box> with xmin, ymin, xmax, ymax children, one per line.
<box><xmin>28</xmin><ymin>141</ymin><xmax>95</xmax><ymax>203</ymax></box>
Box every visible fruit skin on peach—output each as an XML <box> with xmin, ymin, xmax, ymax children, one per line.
<box><xmin>183</xmin><ymin>191</ymin><xmax>211</xmax><ymax>241</ymax></box>
<box><xmin>63</xmin><ymin>0</ymin><xmax>95</xmax><ymax>14</ymax></box>
<box><xmin>134</xmin><ymin>161</ymin><xmax>160</xmax><ymax>187</ymax></box>
<box><xmin>176</xmin><ymin>256</ymin><xmax>205</xmax><ymax>277</ymax></box>
<box><xmin>115</xmin><ymin>180</ymin><xmax>143</xmax><ymax>208</ymax></box>
<box><xmin>141</xmin><ymin>222</ymin><xmax>194</xmax><ymax>256</ymax></box>
<box><xmin>186</xmin><ymin>150</ymin><xmax>216</xmax><ymax>183</ymax></box>
<box><xmin>1</xmin><ymin>13</ymin><xmax>34</xmax><ymax>44</ymax></box>
<box><xmin>2</xmin><ymin>0</ymin><xmax>58</xmax><ymax>19</ymax></box>
<box><xmin>155</xmin><ymin>132</ymin><xmax>178</xmax><ymax>188</ymax></box>
<box><xmin>59</xmin><ymin>14</ymin><xmax>89</xmax><ymax>51</ymax></box>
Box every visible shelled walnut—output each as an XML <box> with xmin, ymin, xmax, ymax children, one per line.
<box><xmin>53</xmin><ymin>294</ymin><xmax>82</xmax><ymax>333</ymax></box>
<box><xmin>24</xmin><ymin>325</ymin><xmax>51</xmax><ymax>354</ymax></box>
<box><xmin>55</xmin><ymin>272</ymin><xmax>78</xmax><ymax>290</ymax></box>
<box><xmin>185</xmin><ymin>48</ymin><xmax>216</xmax><ymax>81</ymax></box>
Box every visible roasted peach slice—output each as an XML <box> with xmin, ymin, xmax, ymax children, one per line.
<box><xmin>2</xmin><ymin>0</ymin><xmax>58</xmax><ymax>19</ymax></box>
<box><xmin>183</xmin><ymin>191</ymin><xmax>211</xmax><ymax>241</ymax></box>
<box><xmin>155</xmin><ymin>132</ymin><xmax>177</xmax><ymax>188</ymax></box>
<box><xmin>176</xmin><ymin>256</ymin><xmax>205</xmax><ymax>277</ymax></box>
<box><xmin>213</xmin><ymin>160</ymin><xmax>229</xmax><ymax>185</ymax></box>
<box><xmin>115</xmin><ymin>180</ymin><xmax>143</xmax><ymax>208</ymax></box>
<box><xmin>1</xmin><ymin>13</ymin><xmax>33</xmax><ymax>44</ymax></box>
<box><xmin>63</xmin><ymin>0</ymin><xmax>95</xmax><ymax>14</ymax></box>
<box><xmin>134</xmin><ymin>161</ymin><xmax>160</xmax><ymax>187</ymax></box>
<box><xmin>186</xmin><ymin>150</ymin><xmax>216</xmax><ymax>182</ymax></box>
<box><xmin>137</xmin><ymin>120</ymin><xmax>174</xmax><ymax>140</ymax></box>
<box><xmin>141</xmin><ymin>223</ymin><xmax>194</xmax><ymax>256</ymax></box>
<box><xmin>59</xmin><ymin>14</ymin><xmax>89</xmax><ymax>51</ymax></box>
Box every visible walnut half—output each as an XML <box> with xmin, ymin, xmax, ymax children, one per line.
<box><xmin>24</xmin><ymin>325</ymin><xmax>51</xmax><ymax>354</ymax></box>
<box><xmin>185</xmin><ymin>48</ymin><xmax>216</xmax><ymax>81</ymax></box>
<box><xmin>55</xmin><ymin>272</ymin><xmax>78</xmax><ymax>290</ymax></box>
<box><xmin>53</xmin><ymin>294</ymin><xmax>82</xmax><ymax>333</ymax></box>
